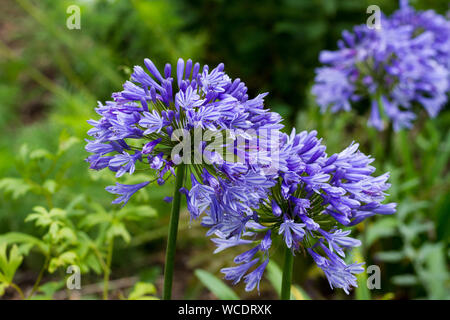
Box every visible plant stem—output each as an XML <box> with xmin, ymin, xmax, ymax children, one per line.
<box><xmin>28</xmin><ymin>254</ymin><xmax>50</xmax><ymax>299</ymax></box>
<box><xmin>162</xmin><ymin>164</ymin><xmax>186</xmax><ymax>300</ymax></box>
<box><xmin>103</xmin><ymin>239</ymin><xmax>114</xmax><ymax>300</ymax></box>
<box><xmin>398</xmin><ymin>129</ymin><xmax>415</xmax><ymax>179</ymax></box>
<box><xmin>281</xmin><ymin>246</ymin><xmax>293</xmax><ymax>300</ymax></box>
<box><xmin>10</xmin><ymin>283</ymin><xmax>25</xmax><ymax>300</ymax></box>
<box><xmin>383</xmin><ymin>122</ymin><xmax>393</xmax><ymax>165</ymax></box>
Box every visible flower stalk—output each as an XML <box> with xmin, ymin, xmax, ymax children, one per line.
<box><xmin>281</xmin><ymin>246</ymin><xmax>293</xmax><ymax>300</ymax></box>
<box><xmin>103</xmin><ymin>238</ymin><xmax>114</xmax><ymax>300</ymax></box>
<box><xmin>163</xmin><ymin>164</ymin><xmax>186</xmax><ymax>300</ymax></box>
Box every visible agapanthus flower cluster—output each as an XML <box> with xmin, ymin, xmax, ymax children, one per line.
<box><xmin>312</xmin><ymin>0</ymin><xmax>449</xmax><ymax>131</ymax></box>
<box><xmin>390</xmin><ymin>0</ymin><xmax>450</xmax><ymax>68</ymax></box>
<box><xmin>85</xmin><ymin>58</ymin><xmax>283</xmax><ymax>205</ymax></box>
<box><xmin>186</xmin><ymin>130</ymin><xmax>396</xmax><ymax>293</ymax></box>
<box><xmin>85</xmin><ymin>55</ymin><xmax>396</xmax><ymax>295</ymax></box>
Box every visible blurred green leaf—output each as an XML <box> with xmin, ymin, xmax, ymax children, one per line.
<box><xmin>0</xmin><ymin>244</ymin><xmax>23</xmax><ymax>285</ymax></box>
<box><xmin>128</xmin><ymin>282</ymin><xmax>158</xmax><ymax>300</ymax></box>
<box><xmin>195</xmin><ymin>269</ymin><xmax>239</xmax><ymax>300</ymax></box>
<box><xmin>48</xmin><ymin>251</ymin><xmax>77</xmax><ymax>273</ymax></box>
<box><xmin>0</xmin><ymin>232</ymin><xmax>48</xmax><ymax>255</ymax></box>
<box><xmin>57</xmin><ymin>136</ymin><xmax>79</xmax><ymax>156</ymax></box>
<box><xmin>117</xmin><ymin>205</ymin><xmax>158</xmax><ymax>221</ymax></box>
<box><xmin>0</xmin><ymin>178</ymin><xmax>31</xmax><ymax>199</ymax></box>
<box><xmin>366</xmin><ymin>217</ymin><xmax>398</xmax><ymax>248</ymax></box>
<box><xmin>33</xmin><ymin>281</ymin><xmax>65</xmax><ymax>300</ymax></box>
<box><xmin>375</xmin><ymin>251</ymin><xmax>405</xmax><ymax>263</ymax></box>
<box><xmin>25</xmin><ymin>207</ymin><xmax>66</xmax><ymax>228</ymax></box>
<box><xmin>397</xmin><ymin>200</ymin><xmax>429</xmax><ymax>221</ymax></box>
<box><xmin>107</xmin><ymin>222</ymin><xmax>131</xmax><ymax>243</ymax></box>
<box><xmin>43</xmin><ymin>180</ymin><xmax>57</xmax><ymax>194</ymax></box>
<box><xmin>418</xmin><ymin>243</ymin><xmax>449</xmax><ymax>299</ymax></box>
<box><xmin>29</xmin><ymin>148</ymin><xmax>52</xmax><ymax>160</ymax></box>
<box><xmin>391</xmin><ymin>274</ymin><xmax>419</xmax><ymax>286</ymax></box>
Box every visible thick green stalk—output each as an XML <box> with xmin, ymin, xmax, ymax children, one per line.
<box><xmin>281</xmin><ymin>246</ymin><xmax>293</xmax><ymax>300</ymax></box>
<box><xmin>383</xmin><ymin>122</ymin><xmax>393</xmax><ymax>165</ymax></box>
<box><xmin>399</xmin><ymin>129</ymin><xmax>415</xmax><ymax>179</ymax></box>
<box><xmin>163</xmin><ymin>164</ymin><xmax>186</xmax><ymax>300</ymax></box>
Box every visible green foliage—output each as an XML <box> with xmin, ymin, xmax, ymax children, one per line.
<box><xmin>0</xmin><ymin>178</ymin><xmax>32</xmax><ymax>200</ymax></box>
<box><xmin>31</xmin><ymin>281</ymin><xmax>65</xmax><ymax>300</ymax></box>
<box><xmin>372</xmin><ymin>199</ymin><xmax>449</xmax><ymax>299</ymax></box>
<box><xmin>195</xmin><ymin>269</ymin><xmax>239</xmax><ymax>300</ymax></box>
<box><xmin>0</xmin><ymin>244</ymin><xmax>23</xmax><ymax>296</ymax></box>
<box><xmin>0</xmin><ymin>136</ymin><xmax>160</xmax><ymax>299</ymax></box>
<box><xmin>127</xmin><ymin>282</ymin><xmax>158</xmax><ymax>300</ymax></box>
<box><xmin>353</xmin><ymin>248</ymin><xmax>371</xmax><ymax>300</ymax></box>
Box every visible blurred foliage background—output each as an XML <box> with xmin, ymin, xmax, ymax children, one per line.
<box><xmin>0</xmin><ymin>0</ymin><xmax>448</xmax><ymax>300</ymax></box>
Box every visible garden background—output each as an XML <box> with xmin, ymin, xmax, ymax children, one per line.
<box><xmin>0</xmin><ymin>0</ymin><xmax>448</xmax><ymax>300</ymax></box>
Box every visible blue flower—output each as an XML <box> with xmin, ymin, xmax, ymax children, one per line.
<box><xmin>139</xmin><ymin>110</ymin><xmax>164</xmax><ymax>134</ymax></box>
<box><xmin>234</xmin><ymin>246</ymin><xmax>260</xmax><ymax>264</ymax></box>
<box><xmin>86</xmin><ymin>154</ymin><xmax>112</xmax><ymax>170</ymax></box>
<box><xmin>279</xmin><ymin>219</ymin><xmax>306</xmax><ymax>249</ymax></box>
<box><xmin>142</xmin><ymin>138</ymin><xmax>162</xmax><ymax>154</ymax></box>
<box><xmin>244</xmin><ymin>258</ymin><xmax>269</xmax><ymax>292</ymax></box>
<box><xmin>149</xmin><ymin>152</ymin><xmax>164</xmax><ymax>170</ymax></box>
<box><xmin>163</xmin><ymin>196</ymin><xmax>173</xmax><ymax>203</ymax></box>
<box><xmin>260</xmin><ymin>230</ymin><xmax>272</xmax><ymax>253</ymax></box>
<box><xmin>86</xmin><ymin>57</ymin><xmax>283</xmax><ymax>205</ymax></box>
<box><xmin>319</xmin><ymin>229</ymin><xmax>362</xmax><ymax>257</ymax></box>
<box><xmin>312</xmin><ymin>0</ymin><xmax>449</xmax><ymax>131</ymax></box>
<box><xmin>109</xmin><ymin>151</ymin><xmax>142</xmax><ymax>177</ymax></box>
<box><xmin>221</xmin><ymin>258</ymin><xmax>259</xmax><ymax>285</ymax></box>
<box><xmin>175</xmin><ymin>86</ymin><xmax>203</xmax><ymax>110</ymax></box>
<box><xmin>211</xmin><ymin>234</ymin><xmax>253</xmax><ymax>254</ymax></box>
<box><xmin>187</xmin><ymin>174</ymin><xmax>215</xmax><ymax>220</ymax></box>
<box><xmin>85</xmin><ymin>141</ymin><xmax>115</xmax><ymax>155</ymax></box>
<box><xmin>271</xmin><ymin>199</ymin><xmax>282</xmax><ymax>217</ymax></box>
<box><xmin>194</xmin><ymin>129</ymin><xmax>395</xmax><ymax>294</ymax></box>
<box><xmin>105</xmin><ymin>181</ymin><xmax>150</xmax><ymax>206</ymax></box>
<box><xmin>308</xmin><ymin>244</ymin><xmax>365</xmax><ymax>294</ymax></box>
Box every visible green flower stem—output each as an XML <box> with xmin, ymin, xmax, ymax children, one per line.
<box><xmin>384</xmin><ymin>122</ymin><xmax>393</xmax><ymax>164</ymax></box>
<box><xmin>103</xmin><ymin>238</ymin><xmax>114</xmax><ymax>300</ymax></box>
<box><xmin>399</xmin><ymin>129</ymin><xmax>415</xmax><ymax>179</ymax></box>
<box><xmin>281</xmin><ymin>246</ymin><xmax>293</xmax><ymax>300</ymax></box>
<box><xmin>28</xmin><ymin>251</ymin><xmax>50</xmax><ymax>299</ymax></box>
<box><xmin>163</xmin><ymin>163</ymin><xmax>186</xmax><ymax>300</ymax></box>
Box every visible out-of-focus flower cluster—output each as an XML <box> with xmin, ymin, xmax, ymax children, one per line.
<box><xmin>85</xmin><ymin>58</ymin><xmax>282</xmax><ymax>205</ymax></box>
<box><xmin>312</xmin><ymin>0</ymin><xmax>449</xmax><ymax>131</ymax></box>
<box><xmin>187</xmin><ymin>130</ymin><xmax>396</xmax><ymax>293</ymax></box>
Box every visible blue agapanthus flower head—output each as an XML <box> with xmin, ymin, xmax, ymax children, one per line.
<box><xmin>187</xmin><ymin>129</ymin><xmax>396</xmax><ymax>293</ymax></box>
<box><xmin>312</xmin><ymin>0</ymin><xmax>449</xmax><ymax>131</ymax></box>
<box><xmin>85</xmin><ymin>58</ymin><xmax>283</xmax><ymax>205</ymax></box>
<box><xmin>392</xmin><ymin>0</ymin><xmax>450</xmax><ymax>68</ymax></box>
